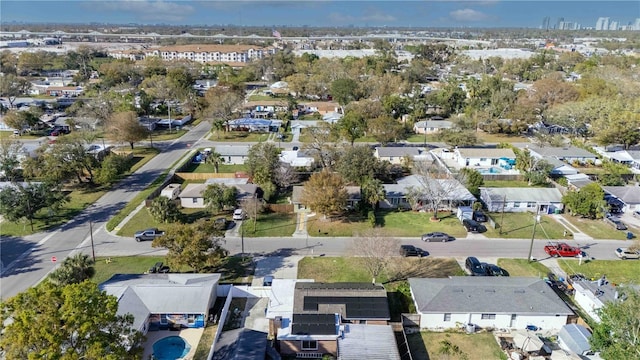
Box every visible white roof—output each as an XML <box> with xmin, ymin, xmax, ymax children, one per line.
<box><xmin>279</xmin><ymin>150</ymin><xmax>314</xmax><ymax>167</ymax></box>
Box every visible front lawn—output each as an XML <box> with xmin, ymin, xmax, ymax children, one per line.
<box><xmin>117</xmin><ymin>207</ymin><xmax>214</xmax><ymax>237</ymax></box>
<box><xmin>307</xmin><ymin>210</ymin><xmax>467</xmax><ymax>238</ymax></box>
<box><xmin>557</xmin><ymin>259</ymin><xmax>640</xmax><ymax>285</ymax></box>
<box><xmin>241</xmin><ymin>212</ymin><xmax>297</xmax><ymax>237</ymax></box>
<box><xmin>407</xmin><ymin>332</ymin><xmax>506</xmax><ymax>360</ymax></box>
<box><xmin>150</xmin><ymin>128</ymin><xmax>187</xmax><ymax>141</ymax></box>
<box><xmin>561</xmin><ymin>215</ymin><xmax>631</xmax><ymax>240</ymax></box>
<box><xmin>179</xmin><ymin>161</ymin><xmax>249</xmax><ymax>174</ymax></box>
<box><xmin>208</xmin><ymin>131</ymin><xmax>270</xmax><ymax>142</ymax></box>
<box><xmin>497</xmin><ymin>258</ymin><xmax>550</xmax><ymax>278</ymax></box>
<box><xmin>484</xmin><ymin>213</ymin><xmax>565</xmax><ymax>239</ymax></box>
<box><xmin>483</xmin><ymin>180</ymin><xmax>539</xmax><ymax>188</ymax></box>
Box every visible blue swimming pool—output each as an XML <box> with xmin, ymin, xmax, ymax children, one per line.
<box><xmin>477</xmin><ymin>167</ymin><xmax>503</xmax><ymax>174</ymax></box>
<box><xmin>153</xmin><ymin>336</ymin><xmax>191</xmax><ymax>360</ymax></box>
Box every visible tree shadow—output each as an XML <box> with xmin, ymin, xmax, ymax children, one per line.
<box><xmin>0</xmin><ymin>235</ymin><xmax>43</xmax><ymax>278</ymax></box>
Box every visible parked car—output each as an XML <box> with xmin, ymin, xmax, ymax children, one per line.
<box><xmin>473</xmin><ymin>211</ymin><xmax>487</xmax><ymax>222</ymax></box>
<box><xmin>483</xmin><ymin>263</ymin><xmax>509</xmax><ymax>276</ymax></box>
<box><xmin>615</xmin><ymin>247</ymin><xmax>640</xmax><ymax>260</ymax></box>
<box><xmin>633</xmin><ymin>210</ymin><xmax>640</xmax><ymax>218</ymax></box>
<box><xmin>421</xmin><ymin>232</ymin><xmax>454</xmax><ymax>242</ymax></box>
<box><xmin>463</xmin><ymin>218</ymin><xmax>486</xmax><ymax>233</ymax></box>
<box><xmin>544</xmin><ymin>242</ymin><xmax>582</xmax><ymax>257</ymax></box>
<box><xmin>400</xmin><ymin>245</ymin><xmax>428</xmax><ymax>257</ymax></box>
<box><xmin>465</xmin><ymin>256</ymin><xmax>486</xmax><ymax>276</ymax></box>
<box><xmin>213</xmin><ymin>217</ymin><xmax>229</xmax><ymax>230</ymax></box>
<box><xmin>233</xmin><ymin>208</ymin><xmax>246</xmax><ymax>221</ymax></box>
<box><xmin>134</xmin><ymin>228</ymin><xmax>165</xmax><ymax>242</ymax></box>
<box><xmin>605</xmin><ymin>216</ymin><xmax>627</xmax><ymax>230</ymax></box>
<box><xmin>263</xmin><ymin>275</ymin><xmax>274</xmax><ymax>286</ymax></box>
<box><xmin>148</xmin><ymin>262</ymin><xmax>170</xmax><ymax>274</ymax></box>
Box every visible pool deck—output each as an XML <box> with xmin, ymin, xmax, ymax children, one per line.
<box><xmin>143</xmin><ymin>328</ymin><xmax>204</xmax><ymax>360</ymax></box>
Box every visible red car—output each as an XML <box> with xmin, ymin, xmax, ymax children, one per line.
<box><xmin>544</xmin><ymin>242</ymin><xmax>582</xmax><ymax>257</ymax></box>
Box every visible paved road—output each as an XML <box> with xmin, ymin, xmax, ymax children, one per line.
<box><xmin>0</xmin><ymin>121</ymin><xmax>211</xmax><ymax>300</ymax></box>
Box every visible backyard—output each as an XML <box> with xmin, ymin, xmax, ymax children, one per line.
<box><xmin>407</xmin><ymin>331</ymin><xmax>506</xmax><ymax>360</ymax></box>
<box><xmin>306</xmin><ymin>210</ymin><xmax>468</xmax><ymax>238</ymax></box>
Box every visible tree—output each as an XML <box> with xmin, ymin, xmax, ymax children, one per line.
<box><xmin>246</xmin><ymin>142</ymin><xmax>280</xmax><ymax>200</ymax></box>
<box><xmin>350</xmin><ymin>228</ymin><xmax>399</xmax><ymax>283</ymax></box>
<box><xmin>304</xmin><ymin>121</ymin><xmax>340</xmax><ymax>169</ymax></box>
<box><xmin>203</xmin><ymin>183</ymin><xmax>238</xmax><ymax>214</ymax></box>
<box><xmin>0</xmin><ymin>138</ymin><xmax>25</xmax><ymax>181</ymax></box>
<box><xmin>0</xmin><ymin>281</ymin><xmax>144</xmax><ymax>360</ymax></box>
<box><xmin>149</xmin><ymin>196</ymin><xmax>182</xmax><ymax>223</ymax></box>
<box><xmin>0</xmin><ymin>74</ymin><xmax>30</xmax><ymax>108</ymax></box>
<box><xmin>48</xmin><ymin>253</ymin><xmax>95</xmax><ymax>286</ymax></box>
<box><xmin>439</xmin><ymin>129</ymin><xmax>480</xmax><ymax>147</ymax></box>
<box><xmin>335</xmin><ymin>145</ymin><xmax>381</xmax><ymax>185</ymax></box>
<box><xmin>106</xmin><ymin>111</ymin><xmax>149</xmax><ymax>149</ymax></box>
<box><xmin>241</xmin><ymin>196</ymin><xmax>265</xmax><ymax>232</ymax></box>
<box><xmin>562</xmin><ymin>183</ymin><xmax>607</xmax><ymax>219</ymax></box>
<box><xmin>361</xmin><ymin>177</ymin><xmax>385</xmax><ymax>209</ymax></box>
<box><xmin>368</xmin><ymin>114</ymin><xmax>404</xmax><ymax>145</ymax></box>
<box><xmin>2</xmin><ymin>108</ymin><xmax>42</xmax><ymax>131</ymax></box>
<box><xmin>301</xmin><ymin>170</ymin><xmax>348</xmax><ymax>217</ymax></box>
<box><xmin>458</xmin><ymin>168</ymin><xmax>484</xmax><ymax>197</ymax></box>
<box><xmin>152</xmin><ymin>220</ymin><xmax>228</xmax><ymax>272</ymax></box>
<box><xmin>0</xmin><ymin>182</ymin><xmax>68</xmax><ymax>231</ymax></box>
<box><xmin>409</xmin><ymin>161</ymin><xmax>462</xmax><ymax>220</ymax></box>
<box><xmin>24</xmin><ymin>134</ymin><xmax>99</xmax><ymax>183</ymax></box>
<box><xmin>204</xmin><ymin>147</ymin><xmax>224</xmax><ymax>173</ymax></box>
<box><xmin>274</xmin><ymin>163</ymin><xmax>298</xmax><ymax>189</ymax></box>
<box><xmin>515</xmin><ymin>148</ymin><xmax>552</xmax><ymax>186</ymax></box>
<box><xmin>204</xmin><ymin>87</ymin><xmax>244</xmax><ymax>133</ymax></box>
<box><xmin>336</xmin><ymin>111</ymin><xmax>366</xmax><ymax>145</ymax></box>
<box><xmin>590</xmin><ymin>288</ymin><xmax>640</xmax><ymax>359</ymax></box>
<box><xmin>331</xmin><ymin>78</ymin><xmax>359</xmax><ymax>112</ymax></box>
<box><xmin>95</xmin><ymin>153</ymin><xmax>130</xmax><ymax>185</ymax></box>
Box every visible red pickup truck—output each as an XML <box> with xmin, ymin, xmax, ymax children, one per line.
<box><xmin>544</xmin><ymin>242</ymin><xmax>582</xmax><ymax>257</ymax></box>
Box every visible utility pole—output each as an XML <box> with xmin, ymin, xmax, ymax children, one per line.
<box><xmin>241</xmin><ymin>224</ymin><xmax>245</xmax><ymax>254</ymax></box>
<box><xmin>527</xmin><ymin>206</ymin><xmax>540</xmax><ymax>262</ymax></box>
<box><xmin>499</xmin><ymin>195</ymin><xmax>506</xmax><ymax>235</ymax></box>
<box><xmin>89</xmin><ymin>221</ymin><xmax>95</xmax><ymax>262</ymax></box>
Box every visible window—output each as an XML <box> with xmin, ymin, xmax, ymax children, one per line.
<box><xmin>301</xmin><ymin>340</ymin><xmax>318</xmax><ymax>350</ymax></box>
<box><xmin>513</xmin><ymin>202</ymin><xmax>521</xmax><ymax>208</ymax></box>
<box><xmin>444</xmin><ymin>313</ymin><xmax>451</xmax><ymax>321</ymax></box>
<box><xmin>188</xmin><ymin>315</ymin><xmax>195</xmax><ymax>324</ymax></box>
<box><xmin>527</xmin><ymin>202</ymin><xmax>535</xmax><ymax>208</ymax></box>
<box><xmin>192</xmin><ymin>198</ymin><xmax>198</xmax><ymax>204</ymax></box>
<box><xmin>480</xmin><ymin>158</ymin><xmax>487</xmax><ymax>162</ymax></box>
<box><xmin>481</xmin><ymin>314</ymin><xmax>496</xmax><ymax>320</ymax></box>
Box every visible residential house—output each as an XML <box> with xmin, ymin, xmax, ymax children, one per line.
<box><xmin>565</xmin><ymin>174</ymin><xmax>594</xmax><ymax>190</ymax></box>
<box><xmin>380</xmin><ymin>175</ymin><xmax>476</xmax><ymax>210</ymax></box>
<box><xmin>601</xmin><ymin>185</ymin><xmax>640</xmax><ymax>212</ymax></box>
<box><xmin>374</xmin><ymin>147</ymin><xmax>432</xmax><ymax>165</ymax></box>
<box><xmin>408</xmin><ymin>277</ymin><xmax>574</xmax><ymax>331</ymax></box>
<box><xmin>413</xmin><ymin>120</ymin><xmax>453</xmax><ymax>135</ymax></box>
<box><xmin>571</xmin><ymin>277</ymin><xmax>634</xmax><ymax>323</ymax></box>
<box><xmin>100</xmin><ymin>273</ymin><xmax>221</xmax><ymax>334</ymax></box>
<box><xmin>180</xmin><ymin>180</ymin><xmax>258</xmax><ymax>209</ymax></box>
<box><xmin>480</xmin><ymin>187</ymin><xmax>564</xmax><ymax>213</ymax></box>
<box><xmin>546</xmin><ymin>158</ymin><xmax>579</xmax><ymax>176</ymax></box>
<box><xmin>279</xmin><ymin>150</ymin><xmax>314</xmax><ymax>168</ymax></box>
<box><xmin>593</xmin><ymin>146</ymin><xmax>633</xmax><ymax>166</ymax></box>
<box><xmin>276</xmin><ymin>282</ymin><xmax>398</xmax><ymax>359</ymax></box>
<box><xmin>45</xmin><ymin>86</ymin><xmax>83</xmax><ymax>97</ymax></box>
<box><xmin>523</xmin><ymin>145</ymin><xmax>597</xmax><ymax>165</ymax></box>
<box><xmin>215</xmin><ymin>145</ymin><xmax>251</xmax><ymax>165</ymax></box>
<box><xmin>290</xmin><ymin>185</ymin><xmax>361</xmax><ymax>212</ymax></box>
<box><xmin>227</xmin><ymin>118</ymin><xmax>280</xmax><ymax>133</ymax></box>
<box><xmin>454</xmin><ymin>148</ymin><xmax>516</xmax><ymax>170</ymax></box>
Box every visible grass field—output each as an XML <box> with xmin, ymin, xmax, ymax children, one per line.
<box><xmin>561</xmin><ymin>215</ymin><xmax>631</xmax><ymax>240</ymax></box>
<box><xmin>497</xmin><ymin>258</ymin><xmax>551</xmax><ymax>278</ymax></box>
<box><xmin>179</xmin><ymin>161</ymin><xmax>249</xmax><ymax>174</ymax></box>
<box><xmin>306</xmin><ymin>210</ymin><xmax>468</xmax><ymax>238</ymax></box>
<box><xmin>208</xmin><ymin>131</ymin><xmax>270</xmax><ymax>142</ymax></box>
<box><xmin>483</xmin><ymin>180</ymin><xmax>534</xmax><ymax>188</ymax></box>
<box><xmin>241</xmin><ymin>212</ymin><xmax>297</xmax><ymax>237</ymax></box>
<box><xmin>150</xmin><ymin>128</ymin><xmax>188</xmax><ymax>141</ymax></box>
<box><xmin>484</xmin><ymin>213</ymin><xmax>565</xmax><ymax>239</ymax></box>
<box><xmin>407</xmin><ymin>332</ymin><xmax>506</xmax><ymax>360</ymax></box>
<box><xmin>557</xmin><ymin>259</ymin><xmax>640</xmax><ymax>285</ymax></box>
<box><xmin>193</xmin><ymin>324</ymin><xmax>218</xmax><ymax>360</ymax></box>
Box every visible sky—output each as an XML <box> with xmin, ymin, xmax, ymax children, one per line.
<box><xmin>1</xmin><ymin>1</ymin><xmax>639</xmax><ymax>29</ymax></box>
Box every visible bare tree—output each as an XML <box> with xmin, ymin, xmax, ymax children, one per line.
<box><xmin>409</xmin><ymin>161</ymin><xmax>464</xmax><ymax>220</ymax></box>
<box><xmin>302</xmin><ymin>121</ymin><xmax>339</xmax><ymax>169</ymax></box>
<box><xmin>350</xmin><ymin>228</ymin><xmax>399</xmax><ymax>283</ymax></box>
<box><xmin>240</xmin><ymin>196</ymin><xmax>265</xmax><ymax>232</ymax></box>
<box><xmin>274</xmin><ymin>163</ymin><xmax>298</xmax><ymax>189</ymax></box>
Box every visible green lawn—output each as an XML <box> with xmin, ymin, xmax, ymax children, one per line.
<box><xmin>483</xmin><ymin>180</ymin><xmax>539</xmax><ymax>188</ymax></box>
<box><xmin>562</xmin><ymin>215</ymin><xmax>631</xmax><ymax>240</ymax></box>
<box><xmin>241</xmin><ymin>212</ymin><xmax>297</xmax><ymax>237</ymax></box>
<box><xmin>179</xmin><ymin>161</ymin><xmax>249</xmax><ymax>174</ymax></box>
<box><xmin>0</xmin><ymin>132</ymin><xmax>42</xmax><ymax>140</ymax></box>
<box><xmin>117</xmin><ymin>207</ymin><xmax>221</xmax><ymax>237</ymax></box>
<box><xmin>497</xmin><ymin>259</ymin><xmax>551</xmax><ymax>278</ymax></box>
<box><xmin>557</xmin><ymin>260</ymin><xmax>640</xmax><ymax>285</ymax></box>
<box><xmin>484</xmin><ymin>213</ymin><xmax>566</xmax><ymax>239</ymax></box>
<box><xmin>407</xmin><ymin>332</ymin><xmax>506</xmax><ymax>360</ymax></box>
<box><xmin>208</xmin><ymin>131</ymin><xmax>270</xmax><ymax>142</ymax></box>
<box><xmin>307</xmin><ymin>210</ymin><xmax>467</xmax><ymax>238</ymax></box>
<box><xmin>193</xmin><ymin>324</ymin><xmax>218</xmax><ymax>360</ymax></box>
<box><xmin>405</xmin><ymin>133</ymin><xmax>437</xmax><ymax>144</ymax></box>
<box><xmin>150</xmin><ymin>129</ymin><xmax>188</xmax><ymax>141</ymax></box>
<box><xmin>477</xmin><ymin>131</ymin><xmax>527</xmax><ymax>144</ymax></box>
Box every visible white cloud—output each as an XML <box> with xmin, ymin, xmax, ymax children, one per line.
<box><xmin>449</xmin><ymin>8</ymin><xmax>491</xmax><ymax>22</ymax></box>
<box><xmin>94</xmin><ymin>1</ymin><xmax>195</xmax><ymax>22</ymax></box>
<box><xmin>328</xmin><ymin>9</ymin><xmax>397</xmax><ymax>24</ymax></box>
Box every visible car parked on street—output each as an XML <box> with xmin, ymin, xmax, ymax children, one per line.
<box><xmin>421</xmin><ymin>232</ymin><xmax>454</xmax><ymax>242</ymax></box>
<box><xmin>615</xmin><ymin>247</ymin><xmax>640</xmax><ymax>260</ymax></box>
<box><xmin>400</xmin><ymin>245</ymin><xmax>428</xmax><ymax>257</ymax></box>
<box><xmin>134</xmin><ymin>228</ymin><xmax>165</xmax><ymax>242</ymax></box>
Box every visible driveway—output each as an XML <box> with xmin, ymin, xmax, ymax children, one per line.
<box><xmin>251</xmin><ymin>255</ymin><xmax>303</xmax><ymax>286</ymax></box>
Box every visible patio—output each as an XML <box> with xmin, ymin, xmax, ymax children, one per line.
<box><xmin>143</xmin><ymin>328</ymin><xmax>204</xmax><ymax>360</ymax></box>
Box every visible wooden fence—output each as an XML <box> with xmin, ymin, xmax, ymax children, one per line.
<box><xmin>266</xmin><ymin>203</ymin><xmax>294</xmax><ymax>213</ymax></box>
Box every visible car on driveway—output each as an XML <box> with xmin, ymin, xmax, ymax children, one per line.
<box><xmin>465</xmin><ymin>256</ymin><xmax>486</xmax><ymax>276</ymax></box>
<box><xmin>605</xmin><ymin>216</ymin><xmax>627</xmax><ymax>230</ymax></box>
<box><xmin>463</xmin><ymin>218</ymin><xmax>486</xmax><ymax>233</ymax></box>
<box><xmin>473</xmin><ymin>211</ymin><xmax>487</xmax><ymax>222</ymax></box>
<box><xmin>134</xmin><ymin>228</ymin><xmax>165</xmax><ymax>242</ymax></box>
<box><xmin>421</xmin><ymin>232</ymin><xmax>454</xmax><ymax>242</ymax></box>
<box><xmin>400</xmin><ymin>245</ymin><xmax>428</xmax><ymax>257</ymax></box>
<box><xmin>615</xmin><ymin>247</ymin><xmax>640</xmax><ymax>260</ymax></box>
<box><xmin>233</xmin><ymin>208</ymin><xmax>246</xmax><ymax>221</ymax></box>
<box><xmin>483</xmin><ymin>263</ymin><xmax>509</xmax><ymax>276</ymax></box>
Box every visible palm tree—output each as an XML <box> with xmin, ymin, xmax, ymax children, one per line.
<box><xmin>49</xmin><ymin>253</ymin><xmax>95</xmax><ymax>285</ymax></box>
<box><xmin>205</xmin><ymin>147</ymin><xmax>225</xmax><ymax>173</ymax></box>
<box><xmin>361</xmin><ymin>177</ymin><xmax>385</xmax><ymax>210</ymax></box>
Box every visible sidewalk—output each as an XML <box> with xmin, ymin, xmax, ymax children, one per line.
<box><xmin>551</xmin><ymin>214</ymin><xmax>593</xmax><ymax>242</ymax></box>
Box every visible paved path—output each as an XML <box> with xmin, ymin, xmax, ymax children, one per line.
<box><xmin>551</xmin><ymin>214</ymin><xmax>593</xmax><ymax>242</ymax></box>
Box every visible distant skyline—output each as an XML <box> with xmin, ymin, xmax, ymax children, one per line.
<box><xmin>1</xmin><ymin>1</ymin><xmax>639</xmax><ymax>29</ymax></box>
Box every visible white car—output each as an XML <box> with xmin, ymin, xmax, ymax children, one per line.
<box><xmin>615</xmin><ymin>247</ymin><xmax>640</xmax><ymax>260</ymax></box>
<box><xmin>232</xmin><ymin>209</ymin><xmax>246</xmax><ymax>221</ymax></box>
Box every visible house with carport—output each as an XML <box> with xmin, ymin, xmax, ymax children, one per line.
<box><xmin>601</xmin><ymin>185</ymin><xmax>640</xmax><ymax>212</ymax></box>
<box><xmin>522</xmin><ymin>145</ymin><xmax>597</xmax><ymax>165</ymax></box>
<box><xmin>380</xmin><ymin>175</ymin><xmax>476</xmax><ymax>210</ymax></box>
<box><xmin>100</xmin><ymin>273</ymin><xmax>221</xmax><ymax>334</ymax></box>
<box><xmin>480</xmin><ymin>187</ymin><xmax>564</xmax><ymax>214</ymax></box>
<box><xmin>213</xmin><ymin>145</ymin><xmax>251</xmax><ymax>165</ymax></box>
<box><xmin>453</xmin><ymin>148</ymin><xmax>516</xmax><ymax>170</ymax></box>
<box><xmin>408</xmin><ymin>277</ymin><xmax>574</xmax><ymax>331</ymax></box>
<box><xmin>180</xmin><ymin>178</ymin><xmax>259</xmax><ymax>209</ymax></box>
<box><xmin>374</xmin><ymin>147</ymin><xmax>432</xmax><ymax>165</ymax></box>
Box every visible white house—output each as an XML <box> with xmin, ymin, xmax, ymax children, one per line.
<box><xmin>100</xmin><ymin>273</ymin><xmax>220</xmax><ymax>334</ymax></box>
<box><xmin>413</xmin><ymin>120</ymin><xmax>453</xmax><ymax>135</ymax></box>
<box><xmin>374</xmin><ymin>147</ymin><xmax>432</xmax><ymax>165</ymax></box>
<box><xmin>601</xmin><ymin>186</ymin><xmax>640</xmax><ymax>212</ymax></box>
<box><xmin>454</xmin><ymin>148</ymin><xmax>516</xmax><ymax>169</ymax></box>
<box><xmin>180</xmin><ymin>182</ymin><xmax>258</xmax><ymax>209</ymax></box>
<box><xmin>279</xmin><ymin>150</ymin><xmax>314</xmax><ymax>168</ymax></box>
<box><xmin>480</xmin><ymin>187</ymin><xmax>564</xmax><ymax>214</ymax></box>
<box><xmin>523</xmin><ymin>145</ymin><xmax>597</xmax><ymax>164</ymax></box>
<box><xmin>571</xmin><ymin>278</ymin><xmax>632</xmax><ymax>323</ymax></box>
<box><xmin>215</xmin><ymin>145</ymin><xmax>251</xmax><ymax>165</ymax></box>
<box><xmin>408</xmin><ymin>277</ymin><xmax>574</xmax><ymax>331</ymax></box>
<box><xmin>380</xmin><ymin>175</ymin><xmax>476</xmax><ymax>210</ymax></box>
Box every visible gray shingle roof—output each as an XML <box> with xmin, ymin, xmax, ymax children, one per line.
<box><xmin>180</xmin><ymin>183</ymin><xmax>257</xmax><ymax>200</ymax></box>
<box><xmin>338</xmin><ymin>324</ymin><xmax>401</xmax><ymax>360</ymax></box>
<box><xmin>602</xmin><ymin>186</ymin><xmax>640</xmax><ymax>204</ymax></box>
<box><xmin>409</xmin><ymin>277</ymin><xmax>573</xmax><ymax>315</ymax></box>
<box><xmin>524</xmin><ymin>145</ymin><xmax>596</xmax><ymax>159</ymax></box>
<box><xmin>480</xmin><ymin>187</ymin><xmax>563</xmax><ymax>203</ymax></box>
<box><xmin>376</xmin><ymin>146</ymin><xmax>421</xmax><ymax>158</ymax></box>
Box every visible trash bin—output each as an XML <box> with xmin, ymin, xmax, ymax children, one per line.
<box><xmin>626</xmin><ymin>231</ymin><xmax>634</xmax><ymax>239</ymax></box>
